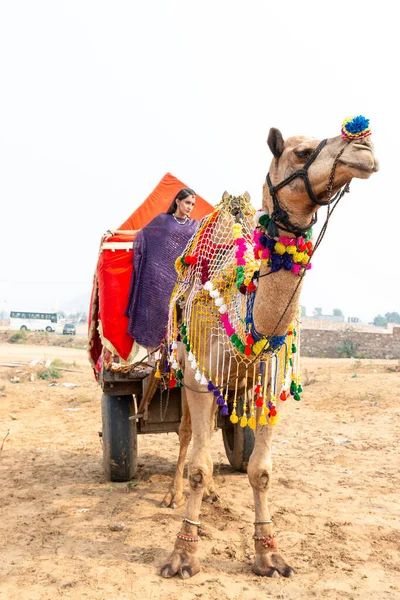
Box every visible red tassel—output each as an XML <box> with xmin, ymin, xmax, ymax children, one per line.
<box><xmin>255</xmin><ymin>397</ymin><xmax>263</xmax><ymax>408</ymax></box>
<box><xmin>270</xmin><ymin>407</ymin><xmax>277</xmax><ymax>416</ymax></box>
<box><xmin>169</xmin><ymin>377</ymin><xmax>177</xmax><ymax>389</ymax></box>
<box><xmin>254</xmin><ymin>384</ymin><xmax>261</xmax><ymax>394</ymax></box>
<box><xmin>280</xmin><ymin>390</ymin><xmax>287</xmax><ymax>401</ymax></box>
<box><xmin>245</xmin><ymin>345</ymin><xmax>252</xmax><ymax>356</ymax></box>
<box><xmin>247</xmin><ymin>282</ymin><xmax>256</xmax><ymax>293</ymax></box>
<box><xmin>185</xmin><ymin>255</ymin><xmax>197</xmax><ymax>264</ymax></box>
<box><xmin>246</xmin><ymin>333</ymin><xmax>255</xmax><ymax>345</ymax></box>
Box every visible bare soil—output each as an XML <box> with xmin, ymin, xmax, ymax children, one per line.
<box><xmin>0</xmin><ymin>343</ymin><xmax>399</xmax><ymax>600</ymax></box>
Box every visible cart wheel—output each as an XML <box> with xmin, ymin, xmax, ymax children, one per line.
<box><xmin>221</xmin><ymin>398</ymin><xmax>255</xmax><ymax>472</ymax></box>
<box><xmin>101</xmin><ymin>394</ymin><xmax>137</xmax><ymax>482</ymax></box>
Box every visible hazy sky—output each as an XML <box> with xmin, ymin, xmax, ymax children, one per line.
<box><xmin>0</xmin><ymin>1</ymin><xmax>398</xmax><ymax>321</ymax></box>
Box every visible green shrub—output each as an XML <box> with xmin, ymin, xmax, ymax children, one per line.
<box><xmin>8</xmin><ymin>331</ymin><xmax>27</xmax><ymax>344</ymax></box>
<box><xmin>38</xmin><ymin>366</ymin><xmax>62</xmax><ymax>380</ymax></box>
<box><xmin>337</xmin><ymin>339</ymin><xmax>359</xmax><ymax>358</ymax></box>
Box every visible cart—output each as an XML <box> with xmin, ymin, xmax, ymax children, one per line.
<box><xmin>88</xmin><ymin>174</ymin><xmax>255</xmax><ymax>481</ymax></box>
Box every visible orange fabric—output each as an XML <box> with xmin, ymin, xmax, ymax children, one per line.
<box><xmin>88</xmin><ymin>174</ymin><xmax>213</xmax><ymax>368</ymax></box>
<box><xmin>118</xmin><ymin>172</ymin><xmax>213</xmax><ymax>230</ymax></box>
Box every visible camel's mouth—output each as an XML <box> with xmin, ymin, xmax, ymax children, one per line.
<box><xmin>338</xmin><ymin>142</ymin><xmax>378</xmax><ymax>174</ymax></box>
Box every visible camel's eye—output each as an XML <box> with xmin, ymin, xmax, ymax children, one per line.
<box><xmin>294</xmin><ymin>149</ymin><xmax>312</xmax><ymax>160</ymax></box>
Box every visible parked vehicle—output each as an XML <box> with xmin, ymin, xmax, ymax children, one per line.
<box><xmin>10</xmin><ymin>311</ymin><xmax>63</xmax><ymax>333</ymax></box>
<box><xmin>63</xmin><ymin>322</ymin><xmax>76</xmax><ymax>335</ymax></box>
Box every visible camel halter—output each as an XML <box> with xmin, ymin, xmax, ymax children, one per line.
<box><xmin>266</xmin><ymin>138</ymin><xmax>335</xmax><ymax>237</ymax></box>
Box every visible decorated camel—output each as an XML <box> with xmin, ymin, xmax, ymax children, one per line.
<box><xmin>157</xmin><ymin>117</ymin><xmax>378</xmax><ymax>578</ymax></box>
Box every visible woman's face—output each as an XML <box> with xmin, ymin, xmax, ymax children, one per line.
<box><xmin>177</xmin><ymin>194</ymin><xmax>196</xmax><ymax>217</ymax></box>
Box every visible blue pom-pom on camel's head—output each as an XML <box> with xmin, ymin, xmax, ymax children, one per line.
<box><xmin>341</xmin><ymin>115</ymin><xmax>371</xmax><ymax>140</ymax></box>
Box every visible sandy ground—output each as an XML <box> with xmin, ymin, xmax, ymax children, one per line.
<box><xmin>0</xmin><ymin>342</ymin><xmax>399</xmax><ymax>600</ymax></box>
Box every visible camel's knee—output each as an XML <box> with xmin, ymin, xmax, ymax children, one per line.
<box><xmin>247</xmin><ymin>462</ymin><xmax>272</xmax><ymax>491</ymax></box>
<box><xmin>188</xmin><ymin>458</ymin><xmax>212</xmax><ymax>492</ymax></box>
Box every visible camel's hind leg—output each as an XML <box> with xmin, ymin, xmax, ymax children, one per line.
<box><xmin>162</xmin><ymin>387</ymin><xmax>220</xmax><ymax>509</ymax></box>
<box><xmin>161</xmin><ymin>381</ymin><xmax>216</xmax><ymax>579</ymax></box>
<box><xmin>162</xmin><ymin>387</ymin><xmax>191</xmax><ymax>508</ymax></box>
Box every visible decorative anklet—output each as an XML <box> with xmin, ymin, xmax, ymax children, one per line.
<box><xmin>177</xmin><ymin>532</ymin><xmax>200</xmax><ymax>542</ymax></box>
<box><xmin>252</xmin><ymin>534</ymin><xmax>277</xmax><ymax>548</ymax></box>
<box><xmin>182</xmin><ymin>517</ymin><xmax>201</xmax><ymax>526</ymax></box>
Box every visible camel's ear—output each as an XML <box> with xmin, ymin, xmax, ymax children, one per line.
<box><xmin>222</xmin><ymin>191</ymin><xmax>230</xmax><ymax>199</ymax></box>
<box><xmin>268</xmin><ymin>128</ymin><xmax>284</xmax><ymax>159</ymax></box>
<box><xmin>243</xmin><ymin>191</ymin><xmax>251</xmax><ymax>201</ymax></box>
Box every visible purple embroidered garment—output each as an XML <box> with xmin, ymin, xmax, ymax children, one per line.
<box><xmin>126</xmin><ymin>213</ymin><xmax>198</xmax><ymax>347</ymax></box>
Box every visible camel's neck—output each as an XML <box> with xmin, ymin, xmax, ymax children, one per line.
<box><xmin>252</xmin><ymin>188</ymin><xmax>312</xmax><ymax>336</ymax></box>
<box><xmin>252</xmin><ymin>263</ymin><xmax>304</xmax><ymax>337</ymax></box>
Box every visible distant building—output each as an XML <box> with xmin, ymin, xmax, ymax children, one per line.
<box><xmin>311</xmin><ymin>314</ymin><xmax>345</xmax><ymax>323</ymax></box>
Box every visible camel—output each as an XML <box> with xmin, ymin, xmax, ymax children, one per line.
<box><xmin>159</xmin><ymin>117</ymin><xmax>378</xmax><ymax>579</ymax></box>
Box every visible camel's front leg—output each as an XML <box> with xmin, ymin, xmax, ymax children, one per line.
<box><xmin>161</xmin><ymin>387</ymin><xmax>216</xmax><ymax>579</ymax></box>
<box><xmin>247</xmin><ymin>424</ymin><xmax>294</xmax><ymax>578</ymax></box>
<box><xmin>162</xmin><ymin>388</ymin><xmax>191</xmax><ymax>508</ymax></box>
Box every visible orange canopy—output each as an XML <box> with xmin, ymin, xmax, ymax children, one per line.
<box><xmin>118</xmin><ymin>172</ymin><xmax>213</xmax><ymax>230</ymax></box>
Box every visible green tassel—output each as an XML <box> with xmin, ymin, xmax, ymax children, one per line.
<box><xmin>182</xmin><ymin>336</ymin><xmax>188</xmax><ymax>344</ymax></box>
<box><xmin>181</xmin><ymin>325</ymin><xmax>187</xmax><ymax>335</ymax></box>
<box><xmin>259</xmin><ymin>214</ymin><xmax>271</xmax><ymax>228</ymax></box>
<box><xmin>292</xmin><ymin>344</ymin><xmax>297</xmax><ymax>353</ymax></box>
<box><xmin>294</xmin><ymin>392</ymin><xmax>301</xmax><ymax>401</ymax></box>
<box><xmin>289</xmin><ymin>358</ymin><xmax>293</xmax><ymax>366</ymax></box>
<box><xmin>230</xmin><ymin>334</ymin><xmax>239</xmax><ymax>343</ymax></box>
<box><xmin>290</xmin><ymin>381</ymin><xmax>297</xmax><ymax>393</ymax></box>
<box><xmin>176</xmin><ymin>370</ymin><xmax>183</xmax><ymax>379</ymax></box>
<box><xmin>297</xmin><ymin>384</ymin><xmax>303</xmax><ymax>393</ymax></box>
<box><xmin>185</xmin><ymin>344</ymin><xmax>191</xmax><ymax>352</ymax></box>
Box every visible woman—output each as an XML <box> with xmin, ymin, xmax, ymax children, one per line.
<box><xmin>126</xmin><ymin>188</ymin><xmax>197</xmax><ymax>356</ymax></box>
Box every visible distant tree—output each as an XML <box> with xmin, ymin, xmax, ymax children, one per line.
<box><xmin>333</xmin><ymin>308</ymin><xmax>343</xmax><ymax>317</ymax></box>
<box><xmin>384</xmin><ymin>312</ymin><xmax>400</xmax><ymax>324</ymax></box>
<box><xmin>373</xmin><ymin>314</ymin><xmax>387</xmax><ymax>327</ymax></box>
<box><xmin>301</xmin><ymin>305</ymin><xmax>307</xmax><ymax>317</ymax></box>
<box><xmin>313</xmin><ymin>307</ymin><xmax>323</xmax><ymax>316</ymax></box>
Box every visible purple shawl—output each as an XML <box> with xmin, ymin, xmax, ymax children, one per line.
<box><xmin>126</xmin><ymin>213</ymin><xmax>198</xmax><ymax>347</ymax></box>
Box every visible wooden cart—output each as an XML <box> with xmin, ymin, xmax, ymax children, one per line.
<box><xmin>99</xmin><ymin>364</ymin><xmax>255</xmax><ymax>482</ymax></box>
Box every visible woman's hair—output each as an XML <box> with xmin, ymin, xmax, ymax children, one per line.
<box><xmin>166</xmin><ymin>188</ymin><xmax>196</xmax><ymax>214</ymax></box>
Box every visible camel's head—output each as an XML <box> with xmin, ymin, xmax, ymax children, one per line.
<box><xmin>263</xmin><ymin>117</ymin><xmax>379</xmax><ymax>235</ymax></box>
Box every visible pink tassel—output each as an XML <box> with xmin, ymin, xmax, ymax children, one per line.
<box><xmin>292</xmin><ymin>264</ymin><xmax>301</xmax><ymax>275</ymax></box>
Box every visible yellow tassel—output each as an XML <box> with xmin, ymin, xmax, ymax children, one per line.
<box><xmin>259</xmin><ymin>414</ymin><xmax>267</xmax><ymax>425</ymax></box>
<box><xmin>240</xmin><ymin>415</ymin><xmax>248</xmax><ymax>428</ymax></box>
<box><xmin>269</xmin><ymin>414</ymin><xmax>279</xmax><ymax>426</ymax></box>
<box><xmin>154</xmin><ymin>361</ymin><xmax>161</xmax><ymax>379</ymax></box>
<box><xmin>286</xmin><ymin>245</ymin><xmax>296</xmax><ymax>255</ymax></box>
<box><xmin>230</xmin><ymin>411</ymin><xmax>239</xmax><ymax>424</ymax></box>
<box><xmin>293</xmin><ymin>251</ymin><xmax>305</xmax><ymax>263</ymax></box>
<box><xmin>274</xmin><ymin>242</ymin><xmax>286</xmax><ymax>255</ymax></box>
<box><xmin>248</xmin><ymin>415</ymin><xmax>256</xmax><ymax>430</ymax></box>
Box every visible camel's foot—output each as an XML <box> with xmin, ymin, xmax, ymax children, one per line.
<box><xmin>253</xmin><ymin>551</ymin><xmax>294</xmax><ymax>578</ymax></box>
<box><xmin>161</xmin><ymin>547</ymin><xmax>201</xmax><ymax>579</ymax></box>
<box><xmin>161</xmin><ymin>488</ymin><xmax>186</xmax><ymax>509</ymax></box>
<box><xmin>202</xmin><ymin>485</ymin><xmax>220</xmax><ymax>504</ymax></box>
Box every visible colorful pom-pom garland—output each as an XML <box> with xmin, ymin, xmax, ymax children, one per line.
<box><xmin>254</xmin><ymin>212</ymin><xmax>313</xmax><ymax>276</ymax></box>
<box><xmin>341</xmin><ymin>115</ymin><xmax>371</xmax><ymax>140</ymax></box>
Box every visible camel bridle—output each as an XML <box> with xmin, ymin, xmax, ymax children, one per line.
<box><xmin>265</xmin><ymin>138</ymin><xmax>348</xmax><ymax>237</ymax></box>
